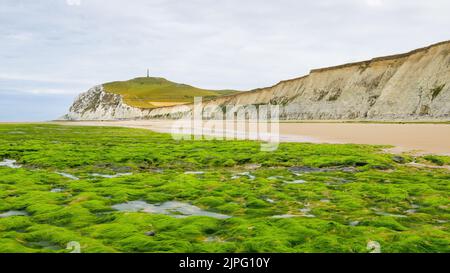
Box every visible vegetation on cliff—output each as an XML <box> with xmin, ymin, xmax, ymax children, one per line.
<box><xmin>103</xmin><ymin>77</ymin><xmax>239</xmax><ymax>109</ymax></box>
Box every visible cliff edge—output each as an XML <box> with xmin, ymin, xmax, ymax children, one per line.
<box><xmin>63</xmin><ymin>40</ymin><xmax>450</xmax><ymax>121</ymax></box>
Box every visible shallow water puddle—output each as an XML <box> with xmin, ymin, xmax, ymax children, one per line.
<box><xmin>112</xmin><ymin>201</ymin><xmax>231</xmax><ymax>219</ymax></box>
<box><xmin>243</xmin><ymin>164</ymin><xmax>261</xmax><ymax>170</ymax></box>
<box><xmin>299</xmin><ymin>208</ymin><xmax>316</xmax><ymax>218</ymax></box>
<box><xmin>56</xmin><ymin>172</ymin><xmax>79</xmax><ymax>180</ymax></box>
<box><xmin>375</xmin><ymin>212</ymin><xmax>407</xmax><ymax>218</ymax></box>
<box><xmin>150</xmin><ymin>168</ymin><xmax>164</xmax><ymax>173</ymax></box>
<box><xmin>289</xmin><ymin>166</ymin><xmax>357</xmax><ymax>175</ymax></box>
<box><xmin>268</xmin><ymin>176</ymin><xmax>284</xmax><ymax>180</ymax></box>
<box><xmin>25</xmin><ymin>241</ymin><xmax>61</xmax><ymax>251</ymax></box>
<box><xmin>231</xmin><ymin>172</ymin><xmax>255</xmax><ymax>180</ymax></box>
<box><xmin>0</xmin><ymin>159</ymin><xmax>21</xmax><ymax>169</ymax></box>
<box><xmin>405</xmin><ymin>204</ymin><xmax>419</xmax><ymax>214</ymax></box>
<box><xmin>0</xmin><ymin>210</ymin><xmax>28</xmax><ymax>218</ymax></box>
<box><xmin>406</xmin><ymin>162</ymin><xmax>450</xmax><ymax>171</ymax></box>
<box><xmin>271</xmin><ymin>214</ymin><xmax>300</xmax><ymax>219</ymax></box>
<box><xmin>204</xmin><ymin>236</ymin><xmax>226</xmax><ymax>243</ymax></box>
<box><xmin>271</xmin><ymin>208</ymin><xmax>316</xmax><ymax>219</ymax></box>
<box><xmin>372</xmin><ymin>208</ymin><xmax>407</xmax><ymax>218</ymax></box>
<box><xmin>184</xmin><ymin>171</ymin><xmax>205</xmax><ymax>175</ymax></box>
<box><xmin>405</xmin><ymin>209</ymin><xmax>417</xmax><ymax>214</ymax></box>
<box><xmin>91</xmin><ymin>173</ymin><xmax>132</xmax><ymax>178</ymax></box>
<box><xmin>284</xmin><ymin>179</ymin><xmax>307</xmax><ymax>184</ymax></box>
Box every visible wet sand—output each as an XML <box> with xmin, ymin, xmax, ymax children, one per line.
<box><xmin>55</xmin><ymin>120</ymin><xmax>450</xmax><ymax>156</ymax></box>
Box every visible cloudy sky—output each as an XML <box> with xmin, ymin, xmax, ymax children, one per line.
<box><xmin>1</xmin><ymin>0</ymin><xmax>449</xmax><ymax>121</ymax></box>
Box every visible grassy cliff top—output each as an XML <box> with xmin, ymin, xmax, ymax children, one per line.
<box><xmin>103</xmin><ymin>77</ymin><xmax>240</xmax><ymax>109</ymax></box>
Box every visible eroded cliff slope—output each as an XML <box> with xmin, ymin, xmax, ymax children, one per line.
<box><xmin>63</xmin><ymin>41</ymin><xmax>450</xmax><ymax>121</ymax></box>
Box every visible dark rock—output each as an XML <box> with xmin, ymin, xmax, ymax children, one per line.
<box><xmin>145</xmin><ymin>231</ymin><xmax>156</xmax><ymax>236</ymax></box>
<box><xmin>334</xmin><ymin>167</ymin><xmax>358</xmax><ymax>173</ymax></box>
<box><xmin>392</xmin><ymin>156</ymin><xmax>406</xmax><ymax>164</ymax></box>
<box><xmin>371</xmin><ymin>164</ymin><xmax>393</xmax><ymax>170</ymax></box>
<box><xmin>288</xmin><ymin>166</ymin><xmax>323</xmax><ymax>173</ymax></box>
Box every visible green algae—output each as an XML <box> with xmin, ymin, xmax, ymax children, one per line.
<box><xmin>0</xmin><ymin>124</ymin><xmax>448</xmax><ymax>253</ymax></box>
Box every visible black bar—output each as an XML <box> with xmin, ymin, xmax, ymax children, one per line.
<box><xmin>0</xmin><ymin>253</ymin><xmax>447</xmax><ymax>272</ymax></box>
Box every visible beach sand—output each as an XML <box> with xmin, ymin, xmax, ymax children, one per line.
<box><xmin>55</xmin><ymin>120</ymin><xmax>450</xmax><ymax>156</ymax></box>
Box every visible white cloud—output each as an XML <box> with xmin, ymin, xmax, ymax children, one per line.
<box><xmin>365</xmin><ymin>0</ymin><xmax>384</xmax><ymax>7</ymax></box>
<box><xmin>0</xmin><ymin>0</ymin><xmax>449</xmax><ymax>120</ymax></box>
<box><xmin>0</xmin><ymin>73</ymin><xmax>93</xmax><ymax>85</ymax></box>
<box><xmin>23</xmin><ymin>88</ymin><xmax>74</xmax><ymax>95</ymax></box>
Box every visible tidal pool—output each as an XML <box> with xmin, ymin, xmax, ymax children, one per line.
<box><xmin>91</xmin><ymin>173</ymin><xmax>132</xmax><ymax>178</ymax></box>
<box><xmin>231</xmin><ymin>172</ymin><xmax>255</xmax><ymax>180</ymax></box>
<box><xmin>289</xmin><ymin>166</ymin><xmax>357</xmax><ymax>175</ymax></box>
<box><xmin>204</xmin><ymin>236</ymin><xmax>226</xmax><ymax>243</ymax></box>
<box><xmin>56</xmin><ymin>172</ymin><xmax>79</xmax><ymax>180</ymax></box>
<box><xmin>299</xmin><ymin>208</ymin><xmax>316</xmax><ymax>218</ymax></box>
<box><xmin>0</xmin><ymin>210</ymin><xmax>28</xmax><ymax>218</ymax></box>
<box><xmin>25</xmin><ymin>241</ymin><xmax>61</xmax><ymax>251</ymax></box>
<box><xmin>271</xmin><ymin>214</ymin><xmax>299</xmax><ymax>219</ymax></box>
<box><xmin>184</xmin><ymin>171</ymin><xmax>205</xmax><ymax>175</ymax></box>
<box><xmin>0</xmin><ymin>159</ymin><xmax>21</xmax><ymax>169</ymax></box>
<box><xmin>271</xmin><ymin>209</ymin><xmax>316</xmax><ymax>218</ymax></box>
<box><xmin>373</xmin><ymin>210</ymin><xmax>407</xmax><ymax>218</ymax></box>
<box><xmin>284</xmin><ymin>179</ymin><xmax>307</xmax><ymax>184</ymax></box>
<box><xmin>112</xmin><ymin>201</ymin><xmax>231</xmax><ymax>219</ymax></box>
<box><xmin>268</xmin><ymin>176</ymin><xmax>284</xmax><ymax>180</ymax></box>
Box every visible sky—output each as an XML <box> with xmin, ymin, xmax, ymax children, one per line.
<box><xmin>0</xmin><ymin>0</ymin><xmax>449</xmax><ymax>121</ymax></box>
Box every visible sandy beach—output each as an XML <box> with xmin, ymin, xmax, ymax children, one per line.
<box><xmin>54</xmin><ymin>120</ymin><xmax>450</xmax><ymax>156</ymax></box>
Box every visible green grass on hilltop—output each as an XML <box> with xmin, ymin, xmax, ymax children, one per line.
<box><xmin>103</xmin><ymin>77</ymin><xmax>239</xmax><ymax>109</ymax></box>
<box><xmin>0</xmin><ymin>124</ymin><xmax>449</xmax><ymax>253</ymax></box>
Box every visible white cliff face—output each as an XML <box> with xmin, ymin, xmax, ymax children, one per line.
<box><xmin>63</xmin><ymin>41</ymin><xmax>450</xmax><ymax>121</ymax></box>
<box><xmin>62</xmin><ymin>85</ymin><xmax>153</xmax><ymax>120</ymax></box>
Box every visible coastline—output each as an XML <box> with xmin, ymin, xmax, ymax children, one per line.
<box><xmin>52</xmin><ymin>120</ymin><xmax>450</xmax><ymax>156</ymax></box>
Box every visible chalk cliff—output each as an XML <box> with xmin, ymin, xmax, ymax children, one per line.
<box><xmin>63</xmin><ymin>40</ymin><xmax>450</xmax><ymax>121</ymax></box>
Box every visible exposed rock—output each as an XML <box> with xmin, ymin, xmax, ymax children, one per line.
<box><xmin>61</xmin><ymin>85</ymin><xmax>153</xmax><ymax>120</ymax></box>
<box><xmin>392</xmin><ymin>156</ymin><xmax>406</xmax><ymax>164</ymax></box>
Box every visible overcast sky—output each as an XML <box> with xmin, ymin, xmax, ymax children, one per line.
<box><xmin>1</xmin><ymin>0</ymin><xmax>449</xmax><ymax>121</ymax></box>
